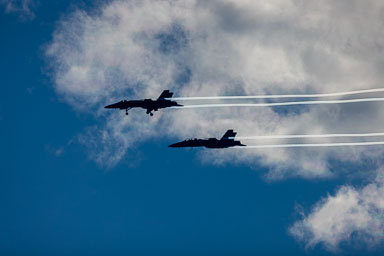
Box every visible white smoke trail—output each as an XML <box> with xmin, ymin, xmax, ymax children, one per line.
<box><xmin>234</xmin><ymin>141</ymin><xmax>384</xmax><ymax>149</ymax></box>
<box><xmin>173</xmin><ymin>97</ymin><xmax>384</xmax><ymax>108</ymax></box>
<box><xmin>235</xmin><ymin>132</ymin><xmax>384</xmax><ymax>140</ymax></box>
<box><xmin>170</xmin><ymin>88</ymin><xmax>384</xmax><ymax>101</ymax></box>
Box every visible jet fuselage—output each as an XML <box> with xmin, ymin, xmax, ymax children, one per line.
<box><xmin>105</xmin><ymin>90</ymin><xmax>183</xmax><ymax>115</ymax></box>
<box><xmin>169</xmin><ymin>138</ymin><xmax>245</xmax><ymax>149</ymax></box>
<box><xmin>105</xmin><ymin>99</ymin><xmax>182</xmax><ymax>111</ymax></box>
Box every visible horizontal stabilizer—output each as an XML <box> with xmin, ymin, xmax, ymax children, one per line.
<box><xmin>158</xmin><ymin>90</ymin><xmax>173</xmax><ymax>99</ymax></box>
<box><xmin>221</xmin><ymin>129</ymin><xmax>237</xmax><ymax>140</ymax></box>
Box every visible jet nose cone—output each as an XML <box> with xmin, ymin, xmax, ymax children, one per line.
<box><xmin>169</xmin><ymin>141</ymin><xmax>185</xmax><ymax>148</ymax></box>
<box><xmin>104</xmin><ymin>103</ymin><xmax>117</xmax><ymax>109</ymax></box>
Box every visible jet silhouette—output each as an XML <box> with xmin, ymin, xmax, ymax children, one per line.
<box><xmin>104</xmin><ymin>90</ymin><xmax>183</xmax><ymax>116</ymax></box>
<box><xmin>169</xmin><ymin>130</ymin><xmax>246</xmax><ymax>148</ymax></box>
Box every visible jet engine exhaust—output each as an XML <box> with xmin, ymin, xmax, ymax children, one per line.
<box><xmin>169</xmin><ymin>87</ymin><xmax>384</xmax><ymax>101</ymax></box>
<box><xmin>172</xmin><ymin>97</ymin><xmax>384</xmax><ymax>109</ymax></box>
<box><xmin>234</xmin><ymin>132</ymin><xmax>384</xmax><ymax>140</ymax></box>
<box><xmin>233</xmin><ymin>141</ymin><xmax>384</xmax><ymax>149</ymax></box>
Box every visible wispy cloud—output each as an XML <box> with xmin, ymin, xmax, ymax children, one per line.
<box><xmin>45</xmin><ymin>0</ymin><xmax>384</xmax><ymax>179</ymax></box>
<box><xmin>290</xmin><ymin>169</ymin><xmax>384</xmax><ymax>251</ymax></box>
<box><xmin>44</xmin><ymin>0</ymin><xmax>384</xmax><ymax>251</ymax></box>
<box><xmin>0</xmin><ymin>0</ymin><xmax>36</xmax><ymax>20</ymax></box>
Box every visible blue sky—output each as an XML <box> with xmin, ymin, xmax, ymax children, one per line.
<box><xmin>1</xmin><ymin>1</ymin><xmax>384</xmax><ymax>255</ymax></box>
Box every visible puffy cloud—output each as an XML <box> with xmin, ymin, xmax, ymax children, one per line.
<box><xmin>0</xmin><ymin>0</ymin><xmax>36</xmax><ymax>19</ymax></box>
<box><xmin>46</xmin><ymin>0</ymin><xmax>384</xmax><ymax>177</ymax></box>
<box><xmin>289</xmin><ymin>169</ymin><xmax>384</xmax><ymax>251</ymax></box>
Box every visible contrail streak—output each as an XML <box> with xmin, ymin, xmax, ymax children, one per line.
<box><xmin>173</xmin><ymin>97</ymin><xmax>384</xmax><ymax>108</ymax></box>
<box><xmin>233</xmin><ymin>141</ymin><xmax>384</xmax><ymax>149</ymax></box>
<box><xmin>235</xmin><ymin>132</ymin><xmax>384</xmax><ymax>140</ymax></box>
<box><xmin>170</xmin><ymin>88</ymin><xmax>384</xmax><ymax>101</ymax></box>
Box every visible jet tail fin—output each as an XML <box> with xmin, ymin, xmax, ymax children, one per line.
<box><xmin>158</xmin><ymin>90</ymin><xmax>173</xmax><ymax>99</ymax></box>
<box><xmin>221</xmin><ymin>129</ymin><xmax>237</xmax><ymax>140</ymax></box>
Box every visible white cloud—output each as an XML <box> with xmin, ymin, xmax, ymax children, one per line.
<box><xmin>0</xmin><ymin>0</ymin><xmax>36</xmax><ymax>19</ymax></box>
<box><xmin>45</xmin><ymin>1</ymin><xmax>384</xmax><ymax>251</ymax></box>
<box><xmin>46</xmin><ymin>0</ymin><xmax>384</xmax><ymax>178</ymax></box>
<box><xmin>289</xmin><ymin>169</ymin><xmax>384</xmax><ymax>251</ymax></box>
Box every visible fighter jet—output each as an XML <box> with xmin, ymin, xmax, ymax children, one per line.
<box><xmin>169</xmin><ymin>130</ymin><xmax>246</xmax><ymax>148</ymax></box>
<box><xmin>104</xmin><ymin>90</ymin><xmax>183</xmax><ymax>116</ymax></box>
